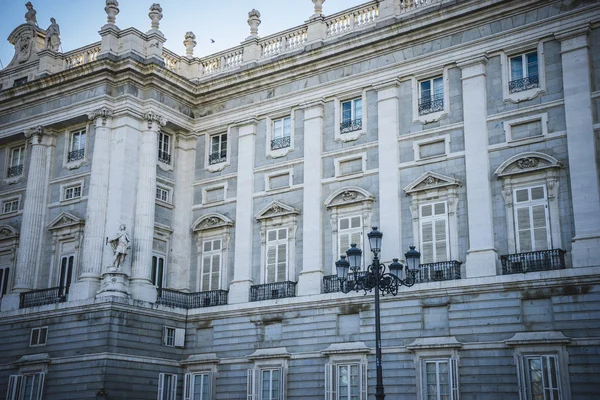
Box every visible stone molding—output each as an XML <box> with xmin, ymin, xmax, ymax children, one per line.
<box><xmin>325</xmin><ymin>186</ymin><xmax>375</xmax><ymax>209</ymax></box>
<box><xmin>192</xmin><ymin>213</ymin><xmax>234</xmax><ymax>232</ymax></box>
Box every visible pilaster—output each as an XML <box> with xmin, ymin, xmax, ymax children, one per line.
<box><xmin>557</xmin><ymin>27</ymin><xmax>600</xmax><ymax>267</ymax></box>
<box><xmin>458</xmin><ymin>57</ymin><xmax>498</xmax><ymax>277</ymax></box>
<box><xmin>297</xmin><ymin>101</ymin><xmax>325</xmax><ymax>296</ymax></box>
<box><xmin>69</xmin><ymin>108</ymin><xmax>114</xmax><ymax>301</ymax></box>
<box><xmin>228</xmin><ymin>120</ymin><xmax>257</xmax><ymax>304</ymax></box>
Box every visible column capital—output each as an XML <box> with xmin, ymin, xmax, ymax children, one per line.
<box><xmin>298</xmin><ymin>99</ymin><xmax>326</xmax><ymax>118</ymax></box>
<box><xmin>24</xmin><ymin>125</ymin><xmax>43</xmax><ymax>139</ymax></box>
<box><xmin>457</xmin><ymin>55</ymin><xmax>488</xmax><ymax>79</ymax></box>
<box><xmin>235</xmin><ymin>118</ymin><xmax>259</xmax><ymax>137</ymax></box>
<box><xmin>144</xmin><ymin>111</ymin><xmax>167</xmax><ymax>130</ymax></box>
<box><xmin>88</xmin><ymin>107</ymin><xmax>114</xmax><ymax>125</ymax></box>
<box><xmin>556</xmin><ymin>25</ymin><xmax>590</xmax><ymax>53</ymax></box>
<box><xmin>374</xmin><ymin>79</ymin><xmax>401</xmax><ymax>101</ymax></box>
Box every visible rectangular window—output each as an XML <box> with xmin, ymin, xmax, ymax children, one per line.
<box><xmin>158</xmin><ymin>373</ymin><xmax>178</xmax><ymax>400</ymax></box>
<box><xmin>340</xmin><ymin>98</ymin><xmax>363</xmax><ymax>133</ymax></box>
<box><xmin>184</xmin><ymin>372</ymin><xmax>211</xmax><ymax>400</ymax></box>
<box><xmin>514</xmin><ymin>186</ymin><xmax>550</xmax><ymax>253</ymax></box>
<box><xmin>261</xmin><ymin>368</ymin><xmax>281</xmax><ymax>400</ymax></box>
<box><xmin>338</xmin><ymin>216</ymin><xmax>362</xmax><ymax>263</ymax></box>
<box><xmin>509</xmin><ymin>52</ymin><xmax>539</xmax><ymax>93</ymax></box>
<box><xmin>325</xmin><ymin>362</ymin><xmax>367</xmax><ymax>400</ymax></box>
<box><xmin>419</xmin><ymin>358</ymin><xmax>459</xmax><ymax>400</ymax></box>
<box><xmin>420</xmin><ymin>202</ymin><xmax>449</xmax><ymax>264</ymax></box>
<box><xmin>266</xmin><ymin>229</ymin><xmax>287</xmax><ymax>283</ymax></box>
<box><xmin>271</xmin><ymin>117</ymin><xmax>292</xmax><ymax>150</ymax></box>
<box><xmin>156</xmin><ymin>187</ymin><xmax>170</xmax><ymax>203</ymax></box>
<box><xmin>162</xmin><ymin>327</ymin><xmax>184</xmax><ymax>347</ymax></box>
<box><xmin>2</xmin><ymin>199</ymin><xmax>19</xmax><ymax>214</ymax></box>
<box><xmin>7</xmin><ymin>373</ymin><xmax>45</xmax><ymax>400</ymax></box>
<box><xmin>8</xmin><ymin>146</ymin><xmax>25</xmax><ymax>178</ymax></box>
<box><xmin>419</xmin><ymin>77</ymin><xmax>444</xmax><ymax>115</ymax></box>
<box><xmin>201</xmin><ymin>239</ymin><xmax>222</xmax><ymax>291</ymax></box>
<box><xmin>0</xmin><ymin>266</ymin><xmax>9</xmax><ymax>297</ymax></box>
<box><xmin>209</xmin><ymin>133</ymin><xmax>227</xmax><ymax>165</ymax></box>
<box><xmin>13</xmin><ymin>77</ymin><xmax>28</xmax><ymax>87</ymax></box>
<box><xmin>158</xmin><ymin>132</ymin><xmax>171</xmax><ymax>164</ymax></box>
<box><xmin>68</xmin><ymin>129</ymin><xmax>86</xmax><ymax>162</ymax></box>
<box><xmin>58</xmin><ymin>255</ymin><xmax>74</xmax><ymax>295</ymax></box>
<box><xmin>63</xmin><ymin>185</ymin><xmax>82</xmax><ymax>201</ymax></box>
<box><xmin>521</xmin><ymin>355</ymin><xmax>562</xmax><ymax>400</ymax></box>
<box><xmin>152</xmin><ymin>255</ymin><xmax>166</xmax><ymax>289</ymax></box>
<box><xmin>30</xmin><ymin>327</ymin><xmax>48</xmax><ymax>347</ymax></box>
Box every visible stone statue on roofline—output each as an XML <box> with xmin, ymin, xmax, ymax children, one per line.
<box><xmin>45</xmin><ymin>18</ymin><xmax>61</xmax><ymax>51</ymax></box>
<box><xmin>25</xmin><ymin>2</ymin><xmax>37</xmax><ymax>26</ymax></box>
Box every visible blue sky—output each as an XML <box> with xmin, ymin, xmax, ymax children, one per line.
<box><xmin>1</xmin><ymin>0</ymin><xmax>367</xmax><ymax>68</ymax></box>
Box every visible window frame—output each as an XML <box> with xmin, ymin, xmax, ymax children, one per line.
<box><xmin>201</xmin><ymin>183</ymin><xmax>228</xmax><ymax>205</ymax></box>
<box><xmin>247</xmin><ymin>349</ymin><xmax>290</xmax><ymax>400</ymax></box>
<box><xmin>1</xmin><ymin>197</ymin><xmax>20</xmax><ymax>215</ymax></box>
<box><xmin>264</xmin><ymin>169</ymin><xmax>293</xmax><ymax>192</ymax></box>
<box><xmin>334</xmin><ymin>153</ymin><xmax>367</xmax><ymax>179</ymax></box>
<box><xmin>158</xmin><ymin>131</ymin><xmax>172</xmax><ymax>166</ymax></box>
<box><xmin>501</xmin><ymin>41</ymin><xmax>546</xmax><ymax>103</ymax></box>
<box><xmin>29</xmin><ymin>327</ymin><xmax>48</xmax><ymax>347</ymax></box>
<box><xmin>6</xmin><ymin>144</ymin><xmax>26</xmax><ymax>181</ymax></box>
<box><xmin>322</xmin><ymin>342</ymin><xmax>370</xmax><ymax>400</ymax></box>
<box><xmin>413</xmin><ymin>135</ymin><xmax>450</xmax><ymax>163</ymax></box>
<box><xmin>509</xmin><ymin>52</ymin><xmax>539</xmax><ymax>93</ymax></box>
<box><xmin>7</xmin><ymin>372</ymin><xmax>45</xmax><ymax>400</ymax></box>
<box><xmin>204</xmin><ymin>128</ymin><xmax>231</xmax><ymax>172</ymax></box>
<box><xmin>158</xmin><ymin>373</ymin><xmax>178</xmax><ymax>400</ymax></box>
<box><xmin>418</xmin><ymin>76</ymin><xmax>444</xmax><ymax>116</ymax></box>
<box><xmin>0</xmin><ymin>265</ymin><xmax>10</xmax><ymax>297</ymax></box>
<box><xmin>152</xmin><ymin>254</ymin><xmax>167</xmax><ymax>289</ymax></box>
<box><xmin>163</xmin><ymin>327</ymin><xmax>185</xmax><ymax>348</ymax></box>
<box><xmin>63</xmin><ymin>125</ymin><xmax>89</xmax><ymax>170</ymax></box>
<box><xmin>411</xmin><ymin>67</ymin><xmax>450</xmax><ymax>124</ymax></box>
<box><xmin>200</xmin><ymin>238</ymin><xmax>223</xmax><ymax>292</ymax></box>
<box><xmin>419</xmin><ymin>201</ymin><xmax>450</xmax><ymax>264</ymax></box>
<box><xmin>333</xmin><ymin>91</ymin><xmax>368</xmax><ymax>143</ymax></box>
<box><xmin>184</xmin><ymin>372</ymin><xmax>212</xmax><ymax>400</ymax></box>
<box><xmin>513</xmin><ymin>185</ymin><xmax>551</xmax><ymax>253</ymax></box>
<box><xmin>265</xmin><ymin>228</ymin><xmax>289</xmax><ymax>284</ymax></box>
<box><xmin>192</xmin><ymin>214</ymin><xmax>234</xmax><ymax>292</ymax></box>
<box><xmin>57</xmin><ymin>253</ymin><xmax>75</xmax><ymax>295</ymax></box>
<box><xmin>265</xmin><ymin>111</ymin><xmax>295</xmax><ymax>159</ymax></box>
<box><xmin>503</xmin><ymin>113</ymin><xmax>548</xmax><ymax>143</ymax></box>
<box><xmin>59</xmin><ymin>179</ymin><xmax>85</xmax><ymax>203</ymax></box>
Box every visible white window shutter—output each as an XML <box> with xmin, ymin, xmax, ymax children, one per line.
<box><xmin>360</xmin><ymin>362</ymin><xmax>368</xmax><ymax>400</ymax></box>
<box><xmin>207</xmin><ymin>372</ymin><xmax>213</xmax><ymax>400</ymax></box>
<box><xmin>324</xmin><ymin>363</ymin><xmax>334</xmax><ymax>400</ymax></box>
<box><xmin>7</xmin><ymin>375</ymin><xmax>22</xmax><ymax>400</ymax></box>
<box><xmin>170</xmin><ymin>375</ymin><xmax>178</xmax><ymax>400</ymax></box>
<box><xmin>434</xmin><ymin>219</ymin><xmax>448</xmax><ymax>262</ymax></box>
<box><xmin>184</xmin><ymin>373</ymin><xmax>191</xmax><ymax>400</ymax></box>
<box><xmin>450</xmin><ymin>358</ymin><xmax>459</xmax><ymax>400</ymax></box>
<box><xmin>247</xmin><ymin>369</ymin><xmax>256</xmax><ymax>400</ymax></box>
<box><xmin>421</xmin><ymin>221</ymin><xmax>434</xmax><ymax>264</ymax></box>
<box><xmin>514</xmin><ymin>353</ymin><xmax>526</xmax><ymax>400</ymax></box>
<box><xmin>266</xmin><ymin>245</ymin><xmax>277</xmax><ymax>283</ymax></box>
<box><xmin>201</xmin><ymin>255</ymin><xmax>211</xmax><ymax>292</ymax></box>
<box><xmin>280</xmin><ymin>367</ymin><xmax>287</xmax><ymax>400</ymax></box>
<box><xmin>516</xmin><ymin>206</ymin><xmax>533</xmax><ymax>252</ymax></box>
<box><xmin>211</xmin><ymin>253</ymin><xmax>221</xmax><ymax>290</ymax></box>
<box><xmin>158</xmin><ymin>373</ymin><xmax>165</xmax><ymax>400</ymax></box>
<box><xmin>175</xmin><ymin>328</ymin><xmax>185</xmax><ymax>348</ymax></box>
<box><xmin>35</xmin><ymin>372</ymin><xmax>45</xmax><ymax>400</ymax></box>
<box><xmin>162</xmin><ymin>327</ymin><xmax>168</xmax><ymax>346</ymax></box>
<box><xmin>532</xmin><ymin>204</ymin><xmax>549</xmax><ymax>251</ymax></box>
<box><xmin>339</xmin><ymin>232</ymin><xmax>350</xmax><ymax>256</ymax></box>
<box><xmin>277</xmin><ymin>243</ymin><xmax>287</xmax><ymax>282</ymax></box>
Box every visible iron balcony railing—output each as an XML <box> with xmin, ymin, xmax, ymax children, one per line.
<box><xmin>67</xmin><ymin>149</ymin><xmax>85</xmax><ymax>162</ymax></box>
<box><xmin>323</xmin><ymin>271</ymin><xmax>368</xmax><ymax>293</ymax></box>
<box><xmin>418</xmin><ymin>96</ymin><xmax>444</xmax><ymax>115</ymax></box>
<box><xmin>414</xmin><ymin>261</ymin><xmax>462</xmax><ymax>283</ymax></box>
<box><xmin>208</xmin><ymin>150</ymin><xmax>227</xmax><ymax>165</ymax></box>
<box><xmin>20</xmin><ymin>286</ymin><xmax>67</xmax><ymax>308</ymax></box>
<box><xmin>156</xmin><ymin>288</ymin><xmax>228</xmax><ymax>309</ymax></box>
<box><xmin>250</xmin><ymin>281</ymin><xmax>296</xmax><ymax>301</ymax></box>
<box><xmin>509</xmin><ymin>75</ymin><xmax>539</xmax><ymax>93</ymax></box>
<box><xmin>271</xmin><ymin>136</ymin><xmax>291</xmax><ymax>150</ymax></box>
<box><xmin>501</xmin><ymin>249</ymin><xmax>566</xmax><ymax>275</ymax></box>
<box><xmin>340</xmin><ymin>118</ymin><xmax>362</xmax><ymax>134</ymax></box>
<box><xmin>158</xmin><ymin>150</ymin><xmax>171</xmax><ymax>165</ymax></box>
<box><xmin>7</xmin><ymin>165</ymin><xmax>23</xmax><ymax>178</ymax></box>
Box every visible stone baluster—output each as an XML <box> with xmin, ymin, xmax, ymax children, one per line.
<box><xmin>69</xmin><ymin>108</ymin><xmax>113</xmax><ymax>301</ymax></box>
<box><xmin>129</xmin><ymin>112</ymin><xmax>166</xmax><ymax>303</ymax></box>
<box><xmin>184</xmin><ymin>32</ymin><xmax>196</xmax><ymax>58</ymax></box>
<box><xmin>297</xmin><ymin>101</ymin><xmax>325</xmax><ymax>295</ymax></box>
<box><xmin>459</xmin><ymin>56</ymin><xmax>498</xmax><ymax>278</ymax></box>
<box><xmin>228</xmin><ymin>120</ymin><xmax>257</xmax><ymax>304</ymax></box>
<box><xmin>557</xmin><ymin>27</ymin><xmax>600</xmax><ymax>267</ymax></box>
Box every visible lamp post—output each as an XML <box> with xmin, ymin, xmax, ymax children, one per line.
<box><xmin>335</xmin><ymin>226</ymin><xmax>421</xmax><ymax>400</ymax></box>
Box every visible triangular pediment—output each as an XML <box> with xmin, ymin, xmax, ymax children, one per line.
<box><xmin>325</xmin><ymin>187</ymin><xmax>375</xmax><ymax>208</ymax></box>
<box><xmin>495</xmin><ymin>152</ymin><xmax>562</xmax><ymax>178</ymax></box>
<box><xmin>403</xmin><ymin>172</ymin><xmax>461</xmax><ymax>194</ymax></box>
<box><xmin>47</xmin><ymin>212</ymin><xmax>84</xmax><ymax>231</ymax></box>
<box><xmin>192</xmin><ymin>213</ymin><xmax>233</xmax><ymax>232</ymax></box>
<box><xmin>255</xmin><ymin>201</ymin><xmax>299</xmax><ymax>221</ymax></box>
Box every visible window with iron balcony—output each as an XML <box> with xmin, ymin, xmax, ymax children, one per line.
<box><xmin>209</xmin><ymin>133</ymin><xmax>227</xmax><ymax>165</ymax></box>
<box><xmin>67</xmin><ymin>129</ymin><xmax>86</xmax><ymax>163</ymax></box>
<box><xmin>509</xmin><ymin>51</ymin><xmax>538</xmax><ymax>94</ymax></box>
<box><xmin>7</xmin><ymin>146</ymin><xmax>25</xmax><ymax>178</ymax></box>
<box><xmin>271</xmin><ymin>116</ymin><xmax>291</xmax><ymax>150</ymax></box>
<box><xmin>158</xmin><ymin>132</ymin><xmax>171</xmax><ymax>165</ymax></box>
<box><xmin>340</xmin><ymin>98</ymin><xmax>363</xmax><ymax>134</ymax></box>
<box><xmin>418</xmin><ymin>77</ymin><xmax>444</xmax><ymax>115</ymax></box>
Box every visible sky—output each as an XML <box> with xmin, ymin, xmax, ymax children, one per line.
<box><xmin>0</xmin><ymin>0</ymin><xmax>368</xmax><ymax>68</ymax></box>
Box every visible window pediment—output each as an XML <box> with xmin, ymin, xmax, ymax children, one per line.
<box><xmin>495</xmin><ymin>152</ymin><xmax>562</xmax><ymax>178</ymax></box>
<box><xmin>192</xmin><ymin>213</ymin><xmax>234</xmax><ymax>232</ymax></box>
<box><xmin>255</xmin><ymin>201</ymin><xmax>299</xmax><ymax>221</ymax></box>
<box><xmin>0</xmin><ymin>225</ymin><xmax>18</xmax><ymax>239</ymax></box>
<box><xmin>404</xmin><ymin>172</ymin><xmax>461</xmax><ymax>195</ymax></box>
<box><xmin>325</xmin><ymin>187</ymin><xmax>375</xmax><ymax>208</ymax></box>
<box><xmin>47</xmin><ymin>212</ymin><xmax>84</xmax><ymax>231</ymax></box>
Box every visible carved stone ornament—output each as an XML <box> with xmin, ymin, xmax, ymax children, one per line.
<box><xmin>403</xmin><ymin>171</ymin><xmax>461</xmax><ymax>195</ymax></box>
<box><xmin>88</xmin><ymin>107</ymin><xmax>113</xmax><ymax>124</ymax></box>
<box><xmin>0</xmin><ymin>225</ymin><xmax>18</xmax><ymax>238</ymax></box>
<box><xmin>44</xmin><ymin>18</ymin><xmax>61</xmax><ymax>51</ymax></box>
<box><xmin>424</xmin><ymin>176</ymin><xmax>439</xmax><ymax>186</ymax></box>
<box><xmin>516</xmin><ymin>157</ymin><xmax>539</xmax><ymax>169</ymax></box>
<box><xmin>144</xmin><ymin>112</ymin><xmax>167</xmax><ymax>129</ymax></box>
<box><xmin>341</xmin><ymin>191</ymin><xmax>358</xmax><ymax>202</ymax></box>
<box><xmin>183</xmin><ymin>31</ymin><xmax>196</xmax><ymax>57</ymax></box>
<box><xmin>312</xmin><ymin>0</ymin><xmax>326</xmax><ymax>18</ymax></box>
<box><xmin>148</xmin><ymin>3</ymin><xmax>163</xmax><ymax>31</ymax></box>
<box><xmin>25</xmin><ymin>2</ymin><xmax>37</xmax><ymax>25</ymax></box>
<box><xmin>247</xmin><ymin>9</ymin><xmax>261</xmax><ymax>39</ymax></box>
<box><xmin>255</xmin><ymin>201</ymin><xmax>299</xmax><ymax>221</ymax></box>
<box><xmin>201</xmin><ymin>217</ymin><xmax>221</xmax><ymax>228</ymax></box>
<box><xmin>47</xmin><ymin>212</ymin><xmax>84</xmax><ymax>231</ymax></box>
<box><xmin>24</xmin><ymin>125</ymin><xmax>43</xmax><ymax>139</ymax></box>
<box><xmin>192</xmin><ymin>213</ymin><xmax>234</xmax><ymax>232</ymax></box>
<box><xmin>325</xmin><ymin>186</ymin><xmax>375</xmax><ymax>208</ymax></box>
<box><xmin>105</xmin><ymin>0</ymin><xmax>120</xmax><ymax>25</ymax></box>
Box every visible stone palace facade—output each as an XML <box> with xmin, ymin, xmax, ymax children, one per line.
<box><xmin>1</xmin><ymin>0</ymin><xmax>599</xmax><ymax>399</ymax></box>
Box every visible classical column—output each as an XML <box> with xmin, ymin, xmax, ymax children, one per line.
<box><xmin>129</xmin><ymin>112</ymin><xmax>166</xmax><ymax>302</ymax></box>
<box><xmin>459</xmin><ymin>56</ymin><xmax>498</xmax><ymax>278</ymax></box>
<box><xmin>297</xmin><ymin>101</ymin><xmax>325</xmax><ymax>296</ymax></box>
<box><xmin>170</xmin><ymin>134</ymin><xmax>197</xmax><ymax>291</ymax></box>
<box><xmin>228</xmin><ymin>120</ymin><xmax>257</xmax><ymax>304</ymax></box>
<box><xmin>69</xmin><ymin>108</ymin><xmax>113</xmax><ymax>301</ymax></box>
<box><xmin>375</xmin><ymin>81</ymin><xmax>402</xmax><ymax>262</ymax></box>
<box><xmin>558</xmin><ymin>28</ymin><xmax>600</xmax><ymax>267</ymax></box>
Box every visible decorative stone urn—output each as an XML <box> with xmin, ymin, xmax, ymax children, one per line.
<box><xmin>148</xmin><ymin>3</ymin><xmax>163</xmax><ymax>31</ymax></box>
<box><xmin>183</xmin><ymin>31</ymin><xmax>196</xmax><ymax>57</ymax></box>
<box><xmin>104</xmin><ymin>0</ymin><xmax>119</xmax><ymax>26</ymax></box>
<box><xmin>312</xmin><ymin>0</ymin><xmax>326</xmax><ymax>18</ymax></box>
<box><xmin>247</xmin><ymin>9</ymin><xmax>261</xmax><ymax>39</ymax></box>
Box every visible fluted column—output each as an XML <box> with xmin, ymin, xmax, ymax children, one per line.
<box><xmin>129</xmin><ymin>112</ymin><xmax>166</xmax><ymax>303</ymax></box>
<box><xmin>228</xmin><ymin>120</ymin><xmax>257</xmax><ymax>304</ymax></box>
<box><xmin>297</xmin><ymin>101</ymin><xmax>325</xmax><ymax>296</ymax></box>
<box><xmin>69</xmin><ymin>108</ymin><xmax>113</xmax><ymax>301</ymax></box>
<box><xmin>170</xmin><ymin>134</ymin><xmax>197</xmax><ymax>291</ymax></box>
<box><xmin>459</xmin><ymin>56</ymin><xmax>498</xmax><ymax>278</ymax></box>
<box><xmin>14</xmin><ymin>127</ymin><xmax>53</xmax><ymax>291</ymax></box>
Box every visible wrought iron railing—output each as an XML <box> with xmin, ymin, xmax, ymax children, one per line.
<box><xmin>208</xmin><ymin>150</ymin><xmax>227</xmax><ymax>165</ymax></box>
<box><xmin>418</xmin><ymin>96</ymin><xmax>444</xmax><ymax>115</ymax></box>
<box><xmin>7</xmin><ymin>165</ymin><xmax>23</xmax><ymax>178</ymax></box>
<box><xmin>156</xmin><ymin>288</ymin><xmax>228</xmax><ymax>309</ymax></box>
<box><xmin>323</xmin><ymin>271</ymin><xmax>368</xmax><ymax>293</ymax></box>
<box><xmin>340</xmin><ymin>118</ymin><xmax>362</xmax><ymax>134</ymax></box>
<box><xmin>509</xmin><ymin>75</ymin><xmax>539</xmax><ymax>93</ymax></box>
<box><xmin>67</xmin><ymin>149</ymin><xmax>85</xmax><ymax>162</ymax></box>
<box><xmin>501</xmin><ymin>249</ymin><xmax>566</xmax><ymax>275</ymax></box>
<box><xmin>414</xmin><ymin>261</ymin><xmax>462</xmax><ymax>283</ymax></box>
<box><xmin>158</xmin><ymin>150</ymin><xmax>171</xmax><ymax>165</ymax></box>
<box><xmin>19</xmin><ymin>287</ymin><xmax>67</xmax><ymax>308</ymax></box>
<box><xmin>271</xmin><ymin>136</ymin><xmax>291</xmax><ymax>150</ymax></box>
<box><xmin>250</xmin><ymin>281</ymin><xmax>296</xmax><ymax>301</ymax></box>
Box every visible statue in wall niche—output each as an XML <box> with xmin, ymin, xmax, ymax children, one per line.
<box><xmin>25</xmin><ymin>2</ymin><xmax>37</xmax><ymax>26</ymax></box>
<box><xmin>45</xmin><ymin>18</ymin><xmax>61</xmax><ymax>51</ymax></box>
<box><xmin>108</xmin><ymin>224</ymin><xmax>131</xmax><ymax>270</ymax></box>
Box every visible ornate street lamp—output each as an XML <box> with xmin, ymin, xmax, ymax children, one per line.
<box><xmin>336</xmin><ymin>226</ymin><xmax>420</xmax><ymax>400</ymax></box>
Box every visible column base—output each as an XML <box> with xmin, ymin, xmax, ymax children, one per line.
<box><xmin>297</xmin><ymin>270</ymin><xmax>324</xmax><ymax>296</ymax></box>
<box><xmin>0</xmin><ymin>293</ymin><xmax>20</xmax><ymax>311</ymax></box>
<box><xmin>228</xmin><ymin>280</ymin><xmax>252</xmax><ymax>304</ymax></box>
<box><xmin>571</xmin><ymin>235</ymin><xmax>600</xmax><ymax>268</ymax></box>
<box><xmin>128</xmin><ymin>277</ymin><xmax>156</xmax><ymax>303</ymax></box>
<box><xmin>465</xmin><ymin>248</ymin><xmax>498</xmax><ymax>278</ymax></box>
<box><xmin>97</xmin><ymin>269</ymin><xmax>130</xmax><ymax>299</ymax></box>
<box><xmin>68</xmin><ymin>277</ymin><xmax>101</xmax><ymax>301</ymax></box>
